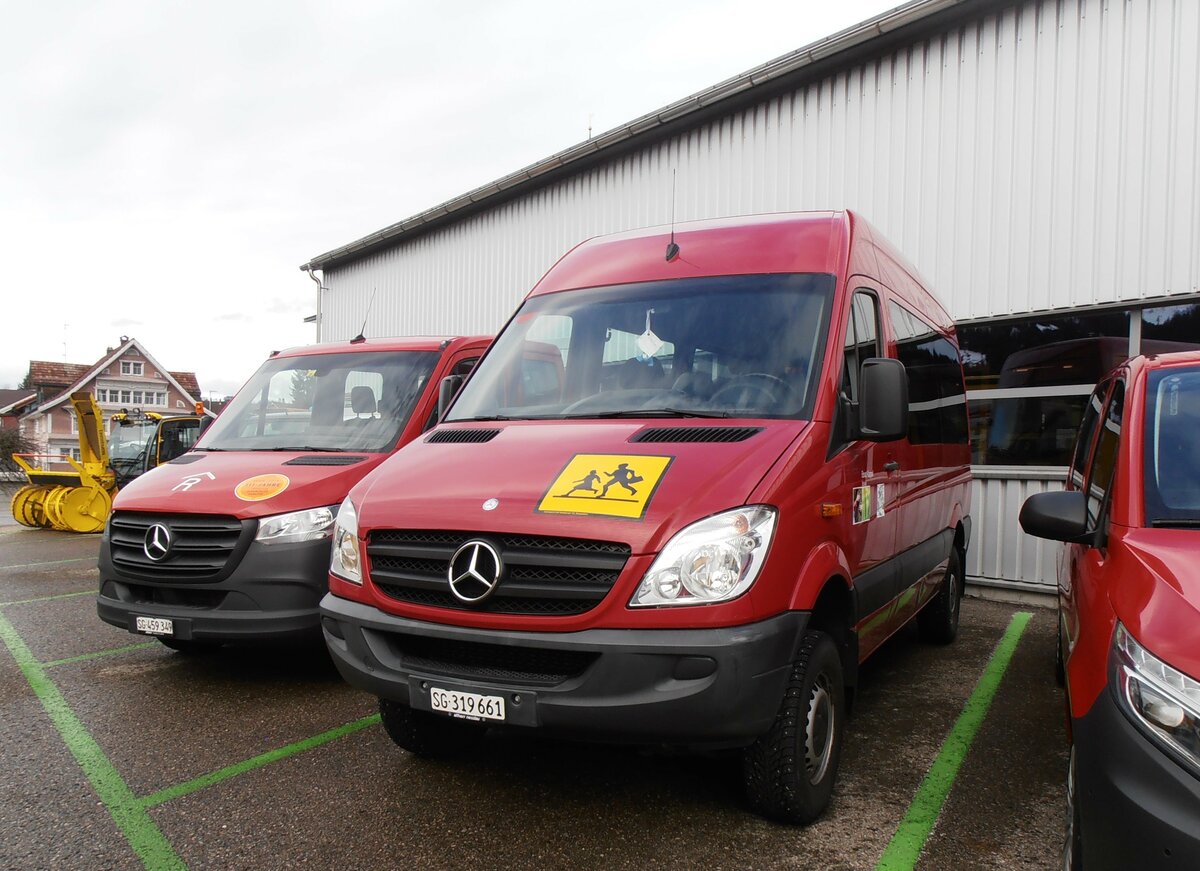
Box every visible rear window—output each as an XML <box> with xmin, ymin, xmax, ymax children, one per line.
<box><xmin>1143</xmin><ymin>367</ymin><xmax>1200</xmax><ymax>526</ymax></box>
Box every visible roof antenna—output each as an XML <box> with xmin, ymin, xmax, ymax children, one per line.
<box><xmin>350</xmin><ymin>289</ymin><xmax>376</xmax><ymax>344</ymax></box>
<box><xmin>665</xmin><ymin>169</ymin><xmax>680</xmax><ymax>262</ymax></box>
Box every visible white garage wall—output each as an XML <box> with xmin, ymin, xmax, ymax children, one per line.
<box><xmin>319</xmin><ymin>0</ymin><xmax>1200</xmax><ymax>342</ymax></box>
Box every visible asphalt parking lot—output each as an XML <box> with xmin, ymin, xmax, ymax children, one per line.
<box><xmin>1</xmin><ymin>511</ymin><xmax>1067</xmax><ymax>871</ymax></box>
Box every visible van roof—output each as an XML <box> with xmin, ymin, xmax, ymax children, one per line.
<box><xmin>269</xmin><ymin>335</ymin><xmax>490</xmax><ymax>359</ymax></box>
<box><xmin>528</xmin><ymin>210</ymin><xmax>951</xmax><ymax>332</ymax></box>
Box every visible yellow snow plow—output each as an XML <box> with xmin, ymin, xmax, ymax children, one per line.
<box><xmin>10</xmin><ymin>392</ymin><xmax>118</xmax><ymax>533</ymax></box>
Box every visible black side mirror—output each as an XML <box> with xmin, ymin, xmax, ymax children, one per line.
<box><xmin>1019</xmin><ymin>491</ymin><xmax>1091</xmax><ymax>544</ymax></box>
<box><xmin>858</xmin><ymin>358</ymin><xmax>908</xmax><ymax>442</ymax></box>
<box><xmin>437</xmin><ymin>374</ymin><xmax>465</xmax><ymax>420</ymax></box>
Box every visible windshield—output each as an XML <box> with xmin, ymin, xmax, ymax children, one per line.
<box><xmin>447</xmin><ymin>274</ymin><xmax>835</xmax><ymax>422</ymax></box>
<box><xmin>197</xmin><ymin>350</ymin><xmax>438</xmax><ymax>452</ymax></box>
<box><xmin>108</xmin><ymin>422</ymin><xmax>157</xmax><ymax>460</ymax></box>
<box><xmin>1144</xmin><ymin>366</ymin><xmax>1200</xmax><ymax>526</ymax></box>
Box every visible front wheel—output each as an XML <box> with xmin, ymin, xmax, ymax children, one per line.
<box><xmin>918</xmin><ymin>548</ymin><xmax>963</xmax><ymax>644</ymax></box>
<box><xmin>742</xmin><ymin>630</ymin><xmax>845</xmax><ymax>824</ymax></box>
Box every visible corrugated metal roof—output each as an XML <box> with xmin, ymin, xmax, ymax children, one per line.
<box><xmin>300</xmin><ymin>0</ymin><xmax>968</xmax><ymax>272</ymax></box>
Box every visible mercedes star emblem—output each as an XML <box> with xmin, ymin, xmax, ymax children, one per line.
<box><xmin>143</xmin><ymin>523</ymin><xmax>173</xmax><ymax>562</ymax></box>
<box><xmin>447</xmin><ymin>540</ymin><xmax>503</xmax><ymax>604</ymax></box>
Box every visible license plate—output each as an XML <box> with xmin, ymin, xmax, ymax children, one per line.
<box><xmin>135</xmin><ymin>616</ymin><xmax>174</xmax><ymax>636</ymax></box>
<box><xmin>430</xmin><ymin>686</ymin><xmax>505</xmax><ymax>722</ymax></box>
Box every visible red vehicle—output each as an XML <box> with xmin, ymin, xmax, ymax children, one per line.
<box><xmin>320</xmin><ymin>212</ymin><xmax>973</xmax><ymax>822</ymax></box>
<box><xmin>97</xmin><ymin>336</ymin><xmax>491</xmax><ymax>651</ymax></box>
<box><xmin>1020</xmin><ymin>351</ymin><xmax>1200</xmax><ymax>869</ymax></box>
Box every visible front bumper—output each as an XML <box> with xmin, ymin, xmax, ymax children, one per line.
<box><xmin>1074</xmin><ymin>685</ymin><xmax>1200</xmax><ymax>869</ymax></box>
<box><xmin>97</xmin><ymin>535</ymin><xmax>331</xmax><ymax>643</ymax></box>
<box><xmin>320</xmin><ymin>594</ymin><xmax>809</xmax><ymax>748</ymax></box>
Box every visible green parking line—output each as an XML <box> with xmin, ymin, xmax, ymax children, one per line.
<box><xmin>0</xmin><ymin>589</ymin><xmax>93</xmax><ymax>607</ymax></box>
<box><xmin>43</xmin><ymin>642</ymin><xmax>158</xmax><ymax>669</ymax></box>
<box><xmin>0</xmin><ymin>611</ymin><xmax>186</xmax><ymax>871</ymax></box>
<box><xmin>139</xmin><ymin>713</ymin><xmax>382</xmax><ymax>808</ymax></box>
<box><xmin>875</xmin><ymin>611</ymin><xmax>1033</xmax><ymax>871</ymax></box>
<box><xmin>2</xmin><ymin>556</ymin><xmax>95</xmax><ymax>571</ymax></box>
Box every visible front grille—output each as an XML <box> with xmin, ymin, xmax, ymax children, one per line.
<box><xmin>630</xmin><ymin>426</ymin><xmax>764</xmax><ymax>443</ymax></box>
<box><xmin>109</xmin><ymin>512</ymin><xmax>248</xmax><ymax>581</ymax></box>
<box><xmin>383</xmin><ymin>633</ymin><xmax>597</xmax><ymax>685</ymax></box>
<box><xmin>366</xmin><ymin>530</ymin><xmax>630</xmax><ymax>616</ymax></box>
<box><xmin>116</xmin><ymin>582</ymin><xmax>227</xmax><ymax>609</ymax></box>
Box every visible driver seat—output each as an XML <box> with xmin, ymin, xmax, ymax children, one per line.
<box><xmin>350</xmin><ymin>386</ymin><xmax>378</xmax><ymax>421</ymax></box>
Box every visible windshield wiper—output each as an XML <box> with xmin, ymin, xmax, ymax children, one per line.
<box><xmin>559</xmin><ymin>408</ymin><xmax>733</xmax><ymax>420</ymax></box>
<box><xmin>264</xmin><ymin>446</ymin><xmax>351</xmax><ymax>453</ymax></box>
<box><xmin>1150</xmin><ymin>518</ymin><xmax>1200</xmax><ymax>528</ymax></box>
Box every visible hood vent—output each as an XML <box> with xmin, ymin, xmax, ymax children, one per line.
<box><xmin>168</xmin><ymin>454</ymin><xmax>206</xmax><ymax>465</ymax></box>
<box><xmin>630</xmin><ymin>426</ymin><xmax>764</xmax><ymax>444</ymax></box>
<box><xmin>426</xmin><ymin>428</ymin><xmax>501</xmax><ymax>444</ymax></box>
<box><xmin>283</xmin><ymin>455</ymin><xmax>368</xmax><ymax>466</ymax></box>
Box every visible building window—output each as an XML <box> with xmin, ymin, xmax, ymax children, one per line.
<box><xmin>120</xmin><ymin>390</ymin><xmax>132</xmax><ymax>404</ymax></box>
<box><xmin>959</xmin><ymin>304</ymin><xmax>1200</xmax><ymax>466</ymax></box>
<box><xmin>96</xmin><ymin>389</ymin><xmax>108</xmax><ymax>403</ymax></box>
<box><xmin>121</xmin><ymin>361</ymin><xmax>144</xmax><ymax>376</ymax></box>
<box><xmin>132</xmin><ymin>390</ymin><xmax>143</xmax><ymax>405</ymax></box>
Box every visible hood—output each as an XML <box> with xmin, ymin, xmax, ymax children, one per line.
<box><xmin>112</xmin><ymin>451</ymin><xmax>388</xmax><ymax>519</ymax></box>
<box><xmin>1111</xmin><ymin>526</ymin><xmax>1200</xmax><ymax>680</ymax></box>
<box><xmin>353</xmin><ymin>420</ymin><xmax>806</xmax><ymax>555</ymax></box>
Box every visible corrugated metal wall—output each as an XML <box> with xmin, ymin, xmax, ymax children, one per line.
<box><xmin>968</xmin><ymin>469</ymin><xmax>1066</xmax><ymax>594</ymax></box>
<box><xmin>321</xmin><ymin>0</ymin><xmax>1200</xmax><ymax>340</ymax></box>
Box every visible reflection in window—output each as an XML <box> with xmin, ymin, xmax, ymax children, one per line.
<box><xmin>1144</xmin><ymin>368</ymin><xmax>1200</xmax><ymax>524</ymax></box>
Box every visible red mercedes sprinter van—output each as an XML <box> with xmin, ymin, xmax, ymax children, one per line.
<box><xmin>1020</xmin><ymin>351</ymin><xmax>1200</xmax><ymax>869</ymax></box>
<box><xmin>320</xmin><ymin>212</ymin><xmax>972</xmax><ymax>823</ymax></box>
<box><xmin>97</xmin><ymin>336</ymin><xmax>490</xmax><ymax>651</ymax></box>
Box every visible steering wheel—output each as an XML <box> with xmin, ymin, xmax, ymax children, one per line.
<box><xmin>710</xmin><ymin>373</ymin><xmax>795</xmax><ymax>410</ymax></box>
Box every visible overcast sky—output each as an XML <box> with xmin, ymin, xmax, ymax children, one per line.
<box><xmin>2</xmin><ymin>0</ymin><xmax>898</xmax><ymax>397</ymax></box>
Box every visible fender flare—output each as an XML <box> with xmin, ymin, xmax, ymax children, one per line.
<box><xmin>786</xmin><ymin>539</ymin><xmax>855</xmax><ymax>614</ymax></box>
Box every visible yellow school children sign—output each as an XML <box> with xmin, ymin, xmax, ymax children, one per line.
<box><xmin>538</xmin><ymin>454</ymin><xmax>673</xmax><ymax>520</ymax></box>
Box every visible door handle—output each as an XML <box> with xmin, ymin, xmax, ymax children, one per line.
<box><xmin>883</xmin><ymin>461</ymin><xmax>901</xmax><ymax>473</ymax></box>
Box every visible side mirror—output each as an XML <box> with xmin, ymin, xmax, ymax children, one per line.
<box><xmin>1019</xmin><ymin>490</ymin><xmax>1091</xmax><ymax>544</ymax></box>
<box><xmin>858</xmin><ymin>358</ymin><xmax>908</xmax><ymax>442</ymax></box>
<box><xmin>437</xmin><ymin>374</ymin><xmax>465</xmax><ymax>420</ymax></box>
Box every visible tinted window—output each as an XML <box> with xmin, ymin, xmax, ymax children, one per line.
<box><xmin>890</xmin><ymin>302</ymin><xmax>968</xmax><ymax>445</ymax></box>
<box><xmin>1084</xmin><ymin>381</ymin><xmax>1124</xmax><ymax>527</ymax></box>
<box><xmin>1068</xmin><ymin>385</ymin><xmax>1107</xmax><ymax>489</ymax></box>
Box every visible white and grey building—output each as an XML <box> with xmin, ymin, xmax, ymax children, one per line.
<box><xmin>300</xmin><ymin>0</ymin><xmax>1200</xmax><ymax>598</ymax></box>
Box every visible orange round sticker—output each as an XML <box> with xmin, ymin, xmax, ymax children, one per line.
<box><xmin>234</xmin><ymin>474</ymin><xmax>290</xmax><ymax>502</ymax></box>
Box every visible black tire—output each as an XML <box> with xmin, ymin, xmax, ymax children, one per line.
<box><xmin>378</xmin><ymin>698</ymin><xmax>486</xmax><ymax>758</ymax></box>
<box><xmin>1064</xmin><ymin>743</ymin><xmax>1083</xmax><ymax>870</ymax></box>
<box><xmin>158</xmin><ymin>637</ymin><xmax>220</xmax><ymax>655</ymax></box>
<box><xmin>742</xmin><ymin>630</ymin><xmax>844</xmax><ymax>824</ymax></box>
<box><xmin>918</xmin><ymin>548</ymin><xmax>963</xmax><ymax>644</ymax></box>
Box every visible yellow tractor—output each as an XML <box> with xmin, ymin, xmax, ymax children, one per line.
<box><xmin>107</xmin><ymin>408</ymin><xmax>204</xmax><ymax>488</ymax></box>
<box><xmin>9</xmin><ymin>394</ymin><xmax>206</xmax><ymax>533</ymax></box>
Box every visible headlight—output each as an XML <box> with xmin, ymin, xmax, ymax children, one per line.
<box><xmin>329</xmin><ymin>496</ymin><xmax>362</xmax><ymax>584</ymax></box>
<box><xmin>1113</xmin><ymin>622</ymin><xmax>1200</xmax><ymax>772</ymax></box>
<box><xmin>630</xmin><ymin>506</ymin><xmax>776</xmax><ymax>607</ymax></box>
<box><xmin>255</xmin><ymin>507</ymin><xmax>336</xmax><ymax>544</ymax></box>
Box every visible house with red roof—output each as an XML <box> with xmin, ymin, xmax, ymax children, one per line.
<box><xmin>18</xmin><ymin>337</ymin><xmax>203</xmax><ymax>463</ymax></box>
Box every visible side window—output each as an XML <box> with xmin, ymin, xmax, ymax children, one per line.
<box><xmin>1083</xmin><ymin>381</ymin><xmax>1124</xmax><ymax>527</ymax></box>
<box><xmin>889</xmin><ymin>301</ymin><xmax>968</xmax><ymax>445</ymax></box>
<box><xmin>1068</xmin><ymin>383</ymin><xmax>1109</xmax><ymax>490</ymax></box>
<box><xmin>841</xmin><ymin>291</ymin><xmax>881</xmax><ymax>402</ymax></box>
